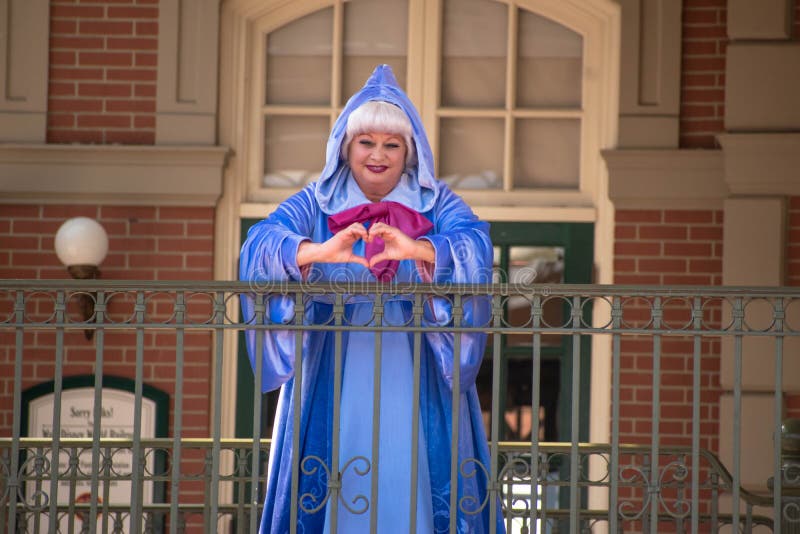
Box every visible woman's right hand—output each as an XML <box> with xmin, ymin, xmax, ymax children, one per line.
<box><xmin>296</xmin><ymin>222</ymin><xmax>370</xmax><ymax>268</ymax></box>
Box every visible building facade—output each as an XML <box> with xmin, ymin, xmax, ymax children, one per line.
<box><xmin>2</xmin><ymin>0</ymin><xmax>800</xmax><ymax>511</ymax></box>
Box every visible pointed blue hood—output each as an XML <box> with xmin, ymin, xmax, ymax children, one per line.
<box><xmin>315</xmin><ymin>64</ymin><xmax>439</xmax><ymax>214</ymax></box>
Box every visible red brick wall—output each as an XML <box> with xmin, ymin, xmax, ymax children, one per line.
<box><xmin>48</xmin><ymin>0</ymin><xmax>158</xmax><ymax>145</ymax></box>
<box><xmin>614</xmin><ymin>209</ymin><xmax>724</xmax><ymax>452</ymax></box>
<box><xmin>614</xmin><ymin>209</ymin><xmax>724</xmax><ymax>287</ymax></box>
<box><xmin>0</xmin><ymin>205</ymin><xmax>213</xmax><ymax>280</ymax></box>
<box><xmin>0</xmin><ymin>204</ymin><xmax>215</xmax><ymax>439</ymax></box>
<box><xmin>614</xmin><ymin>208</ymin><xmax>725</xmax><ymax>529</ymax></box>
<box><xmin>680</xmin><ymin>0</ymin><xmax>727</xmax><ymax>149</ymax></box>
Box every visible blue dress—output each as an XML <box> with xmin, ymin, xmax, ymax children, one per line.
<box><xmin>239</xmin><ymin>65</ymin><xmax>505</xmax><ymax>534</ymax></box>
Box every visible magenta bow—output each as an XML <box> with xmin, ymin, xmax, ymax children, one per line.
<box><xmin>327</xmin><ymin>201</ymin><xmax>433</xmax><ymax>281</ymax></box>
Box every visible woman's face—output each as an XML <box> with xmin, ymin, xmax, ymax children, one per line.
<box><xmin>347</xmin><ymin>132</ymin><xmax>407</xmax><ymax>202</ymax></box>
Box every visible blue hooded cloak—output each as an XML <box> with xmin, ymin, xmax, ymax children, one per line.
<box><xmin>240</xmin><ymin>65</ymin><xmax>505</xmax><ymax>534</ymax></box>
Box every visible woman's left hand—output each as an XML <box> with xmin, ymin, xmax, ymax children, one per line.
<box><xmin>366</xmin><ymin>222</ymin><xmax>435</xmax><ymax>265</ymax></box>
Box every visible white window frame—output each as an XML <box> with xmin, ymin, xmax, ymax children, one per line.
<box><xmin>241</xmin><ymin>0</ymin><xmax>619</xmax><ymax>223</ymax></box>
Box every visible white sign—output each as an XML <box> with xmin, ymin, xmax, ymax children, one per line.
<box><xmin>27</xmin><ymin>387</ymin><xmax>158</xmax><ymax>533</ymax></box>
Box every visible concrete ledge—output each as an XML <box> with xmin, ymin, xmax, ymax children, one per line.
<box><xmin>603</xmin><ymin>148</ymin><xmax>726</xmax><ymax>209</ymax></box>
<box><xmin>0</xmin><ymin>144</ymin><xmax>230</xmax><ymax>206</ymax></box>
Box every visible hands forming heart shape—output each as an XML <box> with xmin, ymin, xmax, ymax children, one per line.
<box><xmin>296</xmin><ymin>222</ymin><xmax>434</xmax><ymax>268</ymax></box>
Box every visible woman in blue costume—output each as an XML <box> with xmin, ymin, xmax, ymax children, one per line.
<box><xmin>240</xmin><ymin>65</ymin><xmax>505</xmax><ymax>534</ymax></box>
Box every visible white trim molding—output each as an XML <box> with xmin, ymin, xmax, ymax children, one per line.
<box><xmin>603</xmin><ymin>148</ymin><xmax>727</xmax><ymax>209</ymax></box>
<box><xmin>0</xmin><ymin>0</ymin><xmax>49</xmax><ymax>142</ymax></box>
<box><xmin>604</xmin><ymin>136</ymin><xmax>800</xmax><ymax>208</ymax></box>
<box><xmin>718</xmin><ymin>133</ymin><xmax>800</xmax><ymax>196</ymax></box>
<box><xmin>615</xmin><ymin>0</ymin><xmax>682</xmax><ymax>148</ymax></box>
<box><xmin>157</xmin><ymin>0</ymin><xmax>222</xmax><ymax>144</ymax></box>
<box><xmin>0</xmin><ymin>144</ymin><xmax>230</xmax><ymax>205</ymax></box>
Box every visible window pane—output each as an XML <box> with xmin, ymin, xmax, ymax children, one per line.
<box><xmin>441</xmin><ymin>0</ymin><xmax>506</xmax><ymax>107</ymax></box>
<box><xmin>514</xmin><ymin>119</ymin><xmax>580</xmax><ymax>189</ymax></box>
<box><xmin>266</xmin><ymin>8</ymin><xmax>333</xmax><ymax>105</ymax></box>
<box><xmin>439</xmin><ymin>118</ymin><xmax>503</xmax><ymax>189</ymax></box>
<box><xmin>517</xmin><ymin>9</ymin><xmax>583</xmax><ymax>108</ymax></box>
<box><xmin>506</xmin><ymin>246</ymin><xmax>565</xmax><ymax>348</ymax></box>
<box><xmin>263</xmin><ymin>116</ymin><xmax>328</xmax><ymax>188</ymax></box>
<box><xmin>343</xmin><ymin>0</ymin><xmax>408</xmax><ymax>101</ymax></box>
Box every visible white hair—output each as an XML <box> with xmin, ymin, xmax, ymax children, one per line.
<box><xmin>341</xmin><ymin>101</ymin><xmax>416</xmax><ymax>167</ymax></box>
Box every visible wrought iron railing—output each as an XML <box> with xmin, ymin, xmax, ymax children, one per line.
<box><xmin>1</xmin><ymin>438</ymin><xmax>268</xmax><ymax>533</ymax></box>
<box><xmin>1</xmin><ymin>281</ymin><xmax>799</xmax><ymax>533</ymax></box>
<box><xmin>0</xmin><ymin>439</ymin><xmax>779</xmax><ymax>533</ymax></box>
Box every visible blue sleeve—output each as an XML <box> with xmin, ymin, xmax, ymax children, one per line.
<box><xmin>239</xmin><ymin>186</ymin><xmax>317</xmax><ymax>392</ymax></box>
<box><xmin>421</xmin><ymin>184</ymin><xmax>493</xmax><ymax>390</ymax></box>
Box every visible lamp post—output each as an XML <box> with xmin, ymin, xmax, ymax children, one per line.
<box><xmin>54</xmin><ymin>217</ymin><xmax>109</xmax><ymax>339</ymax></box>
